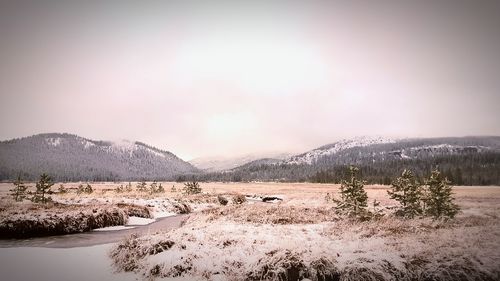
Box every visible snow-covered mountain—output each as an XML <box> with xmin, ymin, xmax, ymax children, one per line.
<box><xmin>283</xmin><ymin>136</ymin><xmax>396</xmax><ymax>165</ymax></box>
<box><xmin>224</xmin><ymin>136</ymin><xmax>500</xmax><ymax>185</ymax></box>
<box><xmin>0</xmin><ymin>133</ymin><xmax>198</xmax><ymax>181</ymax></box>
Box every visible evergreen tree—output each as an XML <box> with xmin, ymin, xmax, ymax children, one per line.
<box><xmin>387</xmin><ymin>169</ymin><xmax>423</xmax><ymax>218</ymax></box>
<box><xmin>149</xmin><ymin>181</ymin><xmax>158</xmax><ymax>194</ymax></box>
<box><xmin>157</xmin><ymin>183</ymin><xmax>165</xmax><ymax>193</ymax></box>
<box><xmin>424</xmin><ymin>169</ymin><xmax>460</xmax><ymax>219</ymax></box>
<box><xmin>333</xmin><ymin>166</ymin><xmax>369</xmax><ymax>218</ymax></box>
<box><xmin>84</xmin><ymin>183</ymin><xmax>93</xmax><ymax>194</ymax></box>
<box><xmin>183</xmin><ymin>181</ymin><xmax>202</xmax><ymax>195</ymax></box>
<box><xmin>10</xmin><ymin>175</ymin><xmax>28</xmax><ymax>202</ymax></box>
<box><xmin>32</xmin><ymin>173</ymin><xmax>53</xmax><ymax>203</ymax></box>
<box><xmin>136</xmin><ymin>181</ymin><xmax>147</xmax><ymax>192</ymax></box>
<box><xmin>125</xmin><ymin>182</ymin><xmax>133</xmax><ymax>192</ymax></box>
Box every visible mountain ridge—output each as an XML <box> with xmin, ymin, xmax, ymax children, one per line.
<box><xmin>0</xmin><ymin>133</ymin><xmax>198</xmax><ymax>181</ymax></box>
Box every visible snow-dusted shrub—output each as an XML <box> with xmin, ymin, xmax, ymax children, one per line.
<box><xmin>57</xmin><ymin>184</ymin><xmax>68</xmax><ymax>194</ymax></box>
<box><xmin>172</xmin><ymin>202</ymin><xmax>192</xmax><ymax>214</ymax></box>
<box><xmin>232</xmin><ymin>194</ymin><xmax>246</xmax><ymax>205</ymax></box>
<box><xmin>116</xmin><ymin>203</ymin><xmax>152</xmax><ymax>218</ymax></box>
<box><xmin>217</xmin><ymin>195</ymin><xmax>229</xmax><ymax>205</ymax></box>
<box><xmin>77</xmin><ymin>183</ymin><xmax>93</xmax><ymax>194</ymax></box>
<box><xmin>247</xmin><ymin>249</ymin><xmax>309</xmax><ymax>280</ymax></box>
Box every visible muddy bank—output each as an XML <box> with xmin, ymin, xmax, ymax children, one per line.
<box><xmin>0</xmin><ymin>203</ymin><xmax>129</xmax><ymax>239</ymax></box>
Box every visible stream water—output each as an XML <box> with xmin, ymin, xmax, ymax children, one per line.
<box><xmin>0</xmin><ymin>214</ymin><xmax>188</xmax><ymax>248</ymax></box>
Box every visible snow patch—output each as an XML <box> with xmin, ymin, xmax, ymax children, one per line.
<box><xmin>285</xmin><ymin>136</ymin><xmax>396</xmax><ymax>165</ymax></box>
<box><xmin>126</xmin><ymin>216</ymin><xmax>155</xmax><ymax>226</ymax></box>
<box><xmin>46</xmin><ymin>137</ymin><xmax>61</xmax><ymax>147</ymax></box>
<box><xmin>93</xmin><ymin>225</ymin><xmax>135</xmax><ymax>232</ymax></box>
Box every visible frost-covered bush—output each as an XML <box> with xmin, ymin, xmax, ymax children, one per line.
<box><xmin>57</xmin><ymin>184</ymin><xmax>68</xmax><ymax>194</ymax></box>
<box><xmin>77</xmin><ymin>183</ymin><xmax>93</xmax><ymax>194</ymax></box>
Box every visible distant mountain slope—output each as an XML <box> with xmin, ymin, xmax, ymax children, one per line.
<box><xmin>200</xmin><ymin>136</ymin><xmax>500</xmax><ymax>185</ymax></box>
<box><xmin>0</xmin><ymin>133</ymin><xmax>198</xmax><ymax>181</ymax></box>
<box><xmin>189</xmin><ymin>152</ymin><xmax>292</xmax><ymax>172</ymax></box>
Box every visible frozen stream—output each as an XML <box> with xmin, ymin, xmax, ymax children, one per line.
<box><xmin>0</xmin><ymin>214</ymin><xmax>189</xmax><ymax>281</ymax></box>
<box><xmin>0</xmin><ymin>214</ymin><xmax>188</xmax><ymax>248</ymax></box>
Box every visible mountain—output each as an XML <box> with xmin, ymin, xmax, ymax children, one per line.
<box><xmin>0</xmin><ymin>133</ymin><xmax>198</xmax><ymax>181</ymax></box>
<box><xmin>196</xmin><ymin>136</ymin><xmax>500</xmax><ymax>185</ymax></box>
<box><xmin>189</xmin><ymin>152</ymin><xmax>292</xmax><ymax>172</ymax></box>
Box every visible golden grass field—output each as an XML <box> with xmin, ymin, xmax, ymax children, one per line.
<box><xmin>1</xmin><ymin>182</ymin><xmax>500</xmax><ymax>280</ymax></box>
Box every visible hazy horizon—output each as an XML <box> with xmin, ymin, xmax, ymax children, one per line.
<box><xmin>1</xmin><ymin>1</ymin><xmax>500</xmax><ymax>159</ymax></box>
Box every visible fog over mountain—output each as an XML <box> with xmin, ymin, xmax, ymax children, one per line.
<box><xmin>189</xmin><ymin>152</ymin><xmax>292</xmax><ymax>172</ymax></box>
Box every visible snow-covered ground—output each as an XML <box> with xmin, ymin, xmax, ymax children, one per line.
<box><xmin>0</xmin><ymin>244</ymin><xmax>137</xmax><ymax>281</ymax></box>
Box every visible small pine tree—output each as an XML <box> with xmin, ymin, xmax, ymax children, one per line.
<box><xmin>125</xmin><ymin>182</ymin><xmax>133</xmax><ymax>192</ymax></box>
<box><xmin>171</xmin><ymin>185</ymin><xmax>177</xmax><ymax>192</ymax></box>
<box><xmin>157</xmin><ymin>183</ymin><xmax>165</xmax><ymax>193</ymax></box>
<box><xmin>136</xmin><ymin>181</ymin><xmax>147</xmax><ymax>192</ymax></box>
<box><xmin>32</xmin><ymin>173</ymin><xmax>54</xmax><ymax>203</ymax></box>
<box><xmin>388</xmin><ymin>169</ymin><xmax>423</xmax><ymax>218</ymax></box>
<box><xmin>115</xmin><ymin>184</ymin><xmax>124</xmax><ymax>193</ymax></box>
<box><xmin>149</xmin><ymin>181</ymin><xmax>158</xmax><ymax>194</ymax></box>
<box><xmin>10</xmin><ymin>175</ymin><xmax>28</xmax><ymax>202</ymax></box>
<box><xmin>83</xmin><ymin>183</ymin><xmax>93</xmax><ymax>194</ymax></box>
<box><xmin>424</xmin><ymin>169</ymin><xmax>460</xmax><ymax>219</ymax></box>
<box><xmin>333</xmin><ymin>166</ymin><xmax>369</xmax><ymax>218</ymax></box>
<box><xmin>183</xmin><ymin>181</ymin><xmax>202</xmax><ymax>195</ymax></box>
<box><xmin>77</xmin><ymin>184</ymin><xmax>85</xmax><ymax>195</ymax></box>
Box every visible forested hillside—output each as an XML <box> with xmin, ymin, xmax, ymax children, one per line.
<box><xmin>190</xmin><ymin>137</ymin><xmax>500</xmax><ymax>185</ymax></box>
<box><xmin>0</xmin><ymin>133</ymin><xmax>198</xmax><ymax>181</ymax></box>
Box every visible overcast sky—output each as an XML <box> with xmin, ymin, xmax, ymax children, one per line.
<box><xmin>1</xmin><ymin>1</ymin><xmax>499</xmax><ymax>160</ymax></box>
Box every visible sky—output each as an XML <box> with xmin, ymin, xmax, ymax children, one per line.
<box><xmin>1</xmin><ymin>1</ymin><xmax>500</xmax><ymax>160</ymax></box>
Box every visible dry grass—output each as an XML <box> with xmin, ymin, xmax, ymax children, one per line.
<box><xmin>202</xmin><ymin>204</ymin><xmax>339</xmax><ymax>224</ymax></box>
<box><xmin>1</xmin><ymin>182</ymin><xmax>499</xmax><ymax>280</ymax></box>
<box><xmin>106</xmin><ymin>183</ymin><xmax>500</xmax><ymax>281</ymax></box>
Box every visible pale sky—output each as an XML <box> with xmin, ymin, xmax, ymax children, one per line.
<box><xmin>1</xmin><ymin>1</ymin><xmax>500</xmax><ymax>160</ymax></box>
